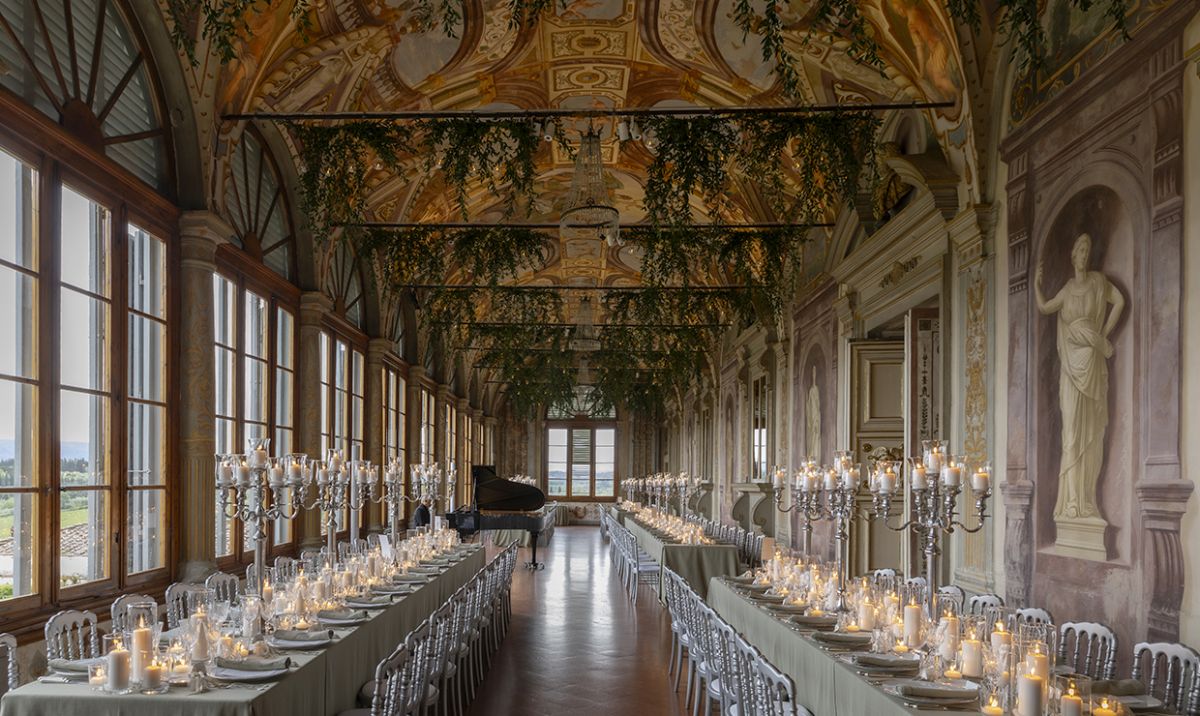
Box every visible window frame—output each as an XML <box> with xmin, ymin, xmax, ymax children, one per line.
<box><xmin>212</xmin><ymin>246</ymin><xmax>300</xmax><ymax>568</ymax></box>
<box><xmin>381</xmin><ymin>357</ymin><xmax>407</xmax><ymax>532</ymax></box>
<box><xmin>543</xmin><ymin>420</ymin><xmax>619</xmax><ymax>502</ymax></box>
<box><xmin>0</xmin><ymin>111</ymin><xmax>179</xmax><ymax>634</ymax></box>
<box><xmin>319</xmin><ymin>314</ymin><xmax>367</xmax><ymax>541</ymax></box>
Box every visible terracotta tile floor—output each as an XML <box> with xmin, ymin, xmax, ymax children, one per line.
<box><xmin>467</xmin><ymin>526</ymin><xmax>689</xmax><ymax>716</ymax></box>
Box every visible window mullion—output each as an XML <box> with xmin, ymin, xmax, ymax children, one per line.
<box><xmin>112</xmin><ymin>204</ymin><xmax>129</xmax><ymax>591</ymax></box>
<box><xmin>39</xmin><ymin>154</ymin><xmax>60</xmax><ymax>607</ymax></box>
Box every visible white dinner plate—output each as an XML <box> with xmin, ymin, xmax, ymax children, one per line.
<box><xmin>1116</xmin><ymin>694</ymin><xmax>1164</xmax><ymax>711</ymax></box>
<box><xmin>268</xmin><ymin>636</ymin><xmax>332</xmax><ymax>650</ymax></box>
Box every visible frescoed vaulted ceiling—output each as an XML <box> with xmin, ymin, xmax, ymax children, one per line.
<box><xmin>203</xmin><ymin>0</ymin><xmax>974</xmax><ymax>294</ymax></box>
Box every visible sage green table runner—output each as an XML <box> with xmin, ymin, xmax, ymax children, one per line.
<box><xmin>626</xmin><ymin>518</ymin><xmax>739</xmax><ymax>600</ymax></box>
<box><xmin>0</xmin><ymin>545</ymin><xmax>487</xmax><ymax>716</ymax></box>
<box><xmin>707</xmin><ymin>577</ymin><xmax>980</xmax><ymax>716</ymax></box>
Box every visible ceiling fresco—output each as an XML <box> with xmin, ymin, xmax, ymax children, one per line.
<box><xmin>202</xmin><ymin>0</ymin><xmax>974</xmax><ymax>293</ymax></box>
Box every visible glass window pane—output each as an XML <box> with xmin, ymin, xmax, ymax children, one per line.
<box><xmin>570</xmin><ymin>464</ymin><xmax>591</xmax><ymax>497</ymax></box>
<box><xmin>0</xmin><ymin>380</ymin><xmax>36</xmax><ymax>488</ymax></box>
<box><xmin>548</xmin><ymin>428</ymin><xmax>568</xmax><ymax>446</ymax></box>
<box><xmin>244</xmin><ymin>356</ymin><xmax>267</xmax><ymax>423</ymax></box>
<box><xmin>215</xmin><ymin>417</ymin><xmax>236</xmax><ymax>456</ymax></box>
<box><xmin>213</xmin><ymin>275</ymin><xmax>236</xmax><ymax>346</ymax></box>
<box><xmin>60</xmin><ymin>289</ymin><xmax>109</xmax><ymax>390</ymax></box>
<box><xmin>275</xmin><ymin>367</ymin><xmax>293</xmax><ymax>429</ymax></box>
<box><xmin>127</xmin><ymin>314</ymin><xmax>165</xmax><ymax>401</ymax></box>
<box><xmin>0</xmin><ymin>148</ymin><xmax>38</xmax><ymax>270</ymax></box>
<box><xmin>276</xmin><ymin>308</ymin><xmax>294</xmax><ymax>369</ymax></box>
<box><xmin>60</xmin><ymin>489</ymin><xmax>108</xmax><ymax>586</ymax></box>
<box><xmin>244</xmin><ymin>291</ymin><xmax>267</xmax><ymax>359</ymax></box>
<box><xmin>352</xmin><ymin>350</ymin><xmax>364</xmax><ymax>395</ymax></box>
<box><xmin>0</xmin><ymin>265</ymin><xmax>37</xmax><ymax>378</ymax></box>
<box><xmin>214</xmin><ymin>346</ymin><xmax>236</xmax><ymax>418</ymax></box>
<box><xmin>126</xmin><ymin>488</ymin><xmax>165</xmax><ymax>574</ymax></box>
<box><xmin>596</xmin><ymin>428</ymin><xmax>615</xmax><ymax>446</ymax></box>
<box><xmin>127</xmin><ymin>226</ymin><xmax>165</xmax><ymax>318</ymax></box>
<box><xmin>59</xmin><ymin>186</ymin><xmax>109</xmax><ymax>296</ymax></box>
<box><xmin>0</xmin><ymin>492</ymin><xmax>37</xmax><ymax>600</ymax></box>
<box><xmin>127</xmin><ymin>402</ymin><xmax>165</xmax><ymax>486</ymax></box>
<box><xmin>60</xmin><ymin>390</ymin><xmax>108</xmax><ymax>486</ymax></box>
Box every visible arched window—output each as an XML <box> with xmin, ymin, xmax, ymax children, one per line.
<box><xmin>324</xmin><ymin>243</ymin><xmax>364</xmax><ymax>329</ymax></box>
<box><xmin>223</xmin><ymin>128</ymin><xmax>296</xmax><ymax>282</ymax></box>
<box><xmin>212</xmin><ymin>130</ymin><xmax>301</xmax><ymax>565</ymax></box>
<box><xmin>0</xmin><ymin>0</ymin><xmax>177</xmax><ymax>622</ymax></box>
<box><xmin>0</xmin><ymin>0</ymin><xmax>173</xmax><ymax>191</ymax></box>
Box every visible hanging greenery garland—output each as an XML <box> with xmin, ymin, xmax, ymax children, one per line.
<box><xmin>166</xmin><ymin>0</ymin><xmax>313</xmax><ymax>64</ymax></box>
<box><xmin>362</xmin><ymin>226</ymin><xmax>549</xmax><ymax>288</ymax></box>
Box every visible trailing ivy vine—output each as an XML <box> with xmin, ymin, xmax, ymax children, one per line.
<box><xmin>166</xmin><ymin>0</ymin><xmax>312</xmax><ymax>65</ymax></box>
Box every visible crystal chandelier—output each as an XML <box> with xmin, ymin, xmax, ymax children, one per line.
<box><xmin>560</xmin><ymin>127</ymin><xmax>621</xmax><ymax>247</ymax></box>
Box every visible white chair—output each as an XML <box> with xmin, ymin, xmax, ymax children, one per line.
<box><xmin>164</xmin><ymin>582</ymin><xmax>209</xmax><ymax>628</ymax></box>
<box><xmin>1132</xmin><ymin>641</ymin><xmax>1200</xmax><ymax>715</ymax></box>
<box><xmin>1058</xmin><ymin>621</ymin><xmax>1118</xmax><ymax>680</ymax></box>
<box><xmin>937</xmin><ymin>584</ymin><xmax>966</xmax><ymax>611</ymax></box>
<box><xmin>206</xmin><ymin>571</ymin><xmax>240</xmax><ymax>606</ymax></box>
<box><xmin>0</xmin><ymin>632</ymin><xmax>18</xmax><ymax>697</ymax></box>
<box><xmin>967</xmin><ymin>593</ymin><xmax>1004</xmax><ymax>615</ymax></box>
<box><xmin>44</xmin><ymin>609</ymin><xmax>100</xmax><ymax>660</ymax></box>
<box><xmin>341</xmin><ymin>644</ymin><xmax>412</xmax><ymax>716</ymax></box>
<box><xmin>110</xmin><ymin>593</ymin><xmax>155</xmax><ymax>633</ymax></box>
<box><xmin>1015</xmin><ymin>607</ymin><xmax>1054</xmax><ymax>626</ymax></box>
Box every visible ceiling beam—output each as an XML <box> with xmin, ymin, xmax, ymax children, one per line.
<box><xmin>441</xmin><ymin>321</ymin><xmax>728</xmax><ymax>328</ymax></box>
<box><xmin>223</xmin><ymin>101</ymin><xmax>954</xmax><ymax>122</ymax></box>
<box><xmin>346</xmin><ymin>221</ymin><xmax>832</xmax><ymax>230</ymax></box>
<box><xmin>408</xmin><ymin>284</ymin><xmax>756</xmax><ymax>290</ymax></box>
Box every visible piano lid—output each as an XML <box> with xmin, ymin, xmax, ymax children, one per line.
<box><xmin>472</xmin><ymin>465</ymin><xmax>546</xmax><ymax>513</ymax></box>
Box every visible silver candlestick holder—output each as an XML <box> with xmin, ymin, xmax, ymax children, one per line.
<box><xmin>866</xmin><ymin>439</ymin><xmax>992</xmax><ymax>616</ymax></box>
<box><xmin>382</xmin><ymin>457</ymin><xmax>408</xmax><ymax>546</ymax></box>
<box><xmin>215</xmin><ymin>438</ymin><xmax>310</xmax><ymax>594</ymax></box>
<box><xmin>345</xmin><ymin>456</ymin><xmax>381</xmax><ymax>544</ymax></box>
<box><xmin>307</xmin><ymin>449</ymin><xmax>351</xmax><ymax>567</ymax></box>
<box><xmin>771</xmin><ymin>460</ymin><xmax>826</xmax><ymax>556</ymax></box>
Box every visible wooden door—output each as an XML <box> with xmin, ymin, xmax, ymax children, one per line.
<box><xmin>849</xmin><ymin>341</ymin><xmax>906</xmax><ymax>576</ymax></box>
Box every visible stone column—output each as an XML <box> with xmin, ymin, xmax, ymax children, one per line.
<box><xmin>455</xmin><ymin>397</ymin><xmax>469</xmax><ymax>506</ymax></box>
<box><xmin>434</xmin><ymin>384</ymin><xmax>452</xmax><ymax>511</ymax></box>
<box><xmin>404</xmin><ymin>365</ymin><xmax>426</xmax><ymax>523</ymax></box>
<box><xmin>364</xmin><ymin>338</ymin><xmax>390</xmax><ymax>534</ymax></box>
<box><xmin>296</xmin><ymin>292</ymin><xmax>332</xmax><ymax>547</ymax></box>
<box><xmin>483</xmin><ymin>415</ymin><xmax>498</xmax><ymax>465</ymax></box>
<box><xmin>177</xmin><ymin>212</ymin><xmax>229</xmax><ymax>581</ymax></box>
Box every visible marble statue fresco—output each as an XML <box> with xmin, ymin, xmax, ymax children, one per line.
<box><xmin>1035</xmin><ymin>233</ymin><xmax>1125</xmax><ymax>525</ymax></box>
<box><xmin>805</xmin><ymin>366</ymin><xmax>821</xmax><ymax>463</ymax></box>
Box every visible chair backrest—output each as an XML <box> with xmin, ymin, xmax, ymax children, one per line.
<box><xmin>0</xmin><ymin>632</ymin><xmax>18</xmax><ymax>697</ymax></box>
<box><xmin>905</xmin><ymin>576</ymin><xmax>928</xmax><ymax>590</ymax></box>
<box><xmin>1015</xmin><ymin>607</ymin><xmax>1054</xmax><ymax>626</ymax></box>
<box><xmin>110</xmin><ymin>593</ymin><xmax>155</xmax><ymax>633</ymax></box>
<box><xmin>872</xmin><ymin>568</ymin><xmax>897</xmax><ymax>579</ymax></box>
<box><xmin>967</xmin><ymin>593</ymin><xmax>1004</xmax><ymax>615</ymax></box>
<box><xmin>44</xmin><ymin>609</ymin><xmax>100</xmax><ymax>660</ymax></box>
<box><xmin>367</xmin><ymin>644</ymin><xmax>412</xmax><ymax>716</ymax></box>
<box><xmin>1058</xmin><ymin>621</ymin><xmax>1118</xmax><ymax>680</ymax></box>
<box><xmin>205</xmin><ymin>571</ymin><xmax>240</xmax><ymax>606</ymax></box>
<box><xmin>1132</xmin><ymin>641</ymin><xmax>1200</xmax><ymax>713</ymax></box>
<box><xmin>937</xmin><ymin>585</ymin><xmax>966</xmax><ymax>611</ymax></box>
<box><xmin>164</xmin><ymin>582</ymin><xmax>209</xmax><ymax>629</ymax></box>
<box><xmin>274</xmin><ymin>556</ymin><xmax>298</xmax><ymax>581</ymax></box>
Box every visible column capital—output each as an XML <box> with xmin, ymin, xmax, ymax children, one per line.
<box><xmin>407</xmin><ymin>365</ymin><xmax>426</xmax><ymax>385</ymax></box>
<box><xmin>483</xmin><ymin>415</ymin><xmax>498</xmax><ymax>427</ymax></box>
<box><xmin>456</xmin><ymin>397</ymin><xmax>470</xmax><ymax>412</ymax></box>
<box><xmin>436</xmin><ymin>383</ymin><xmax>453</xmax><ymax>402</ymax></box>
<box><xmin>469</xmin><ymin>408</ymin><xmax>483</xmax><ymax>421</ymax></box>
<box><xmin>178</xmin><ymin>211</ymin><xmax>233</xmax><ymax>269</ymax></box>
<box><xmin>366</xmin><ymin>337</ymin><xmax>393</xmax><ymax>364</ymax></box>
<box><xmin>299</xmin><ymin>291</ymin><xmax>333</xmax><ymax>326</ymax></box>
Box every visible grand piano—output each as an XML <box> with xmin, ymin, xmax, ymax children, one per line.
<box><xmin>447</xmin><ymin>466</ymin><xmax>558</xmax><ymax>570</ymax></box>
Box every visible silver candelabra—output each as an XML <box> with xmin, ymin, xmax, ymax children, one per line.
<box><xmin>307</xmin><ymin>449</ymin><xmax>352</xmax><ymax>567</ymax></box>
<box><xmin>866</xmin><ymin>440</ymin><xmax>992</xmax><ymax>616</ymax></box>
<box><xmin>215</xmin><ymin>438</ymin><xmax>309</xmax><ymax>594</ymax></box>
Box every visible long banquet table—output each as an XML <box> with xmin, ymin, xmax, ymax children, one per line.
<box><xmin>625</xmin><ymin>517</ymin><xmax>739</xmax><ymax>600</ymax></box>
<box><xmin>707</xmin><ymin>577</ymin><xmax>980</xmax><ymax>716</ymax></box>
<box><xmin>0</xmin><ymin>544</ymin><xmax>487</xmax><ymax>716</ymax></box>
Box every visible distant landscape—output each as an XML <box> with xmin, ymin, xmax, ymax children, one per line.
<box><xmin>0</xmin><ymin>439</ymin><xmax>92</xmax><ymax>461</ymax></box>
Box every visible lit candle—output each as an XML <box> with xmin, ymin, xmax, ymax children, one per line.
<box><xmin>190</xmin><ymin>622</ymin><xmax>210</xmax><ymax>662</ymax></box>
<box><xmin>218</xmin><ymin>463</ymin><xmax>233</xmax><ymax>487</ymax></box>
<box><xmin>842</xmin><ymin>467</ymin><xmax>859</xmax><ymax>490</ymax></box>
<box><xmin>317</xmin><ymin>467</ymin><xmax>330</xmax><ymax>485</ymax></box>
<box><xmin>858</xmin><ymin>599</ymin><xmax>876</xmax><ymax>630</ymax></box>
<box><xmin>981</xmin><ymin>695</ymin><xmax>1004</xmax><ymax>715</ymax></box>
<box><xmin>130</xmin><ymin>616</ymin><xmax>153</xmax><ymax>679</ymax></box>
<box><xmin>892</xmin><ymin>642</ymin><xmax>909</xmax><ymax>654</ymax></box>
<box><xmin>772</xmin><ymin>470</ymin><xmax>784</xmax><ymax>491</ymax></box>
<box><xmin>903</xmin><ymin>600</ymin><xmax>922</xmax><ymax>647</ymax></box>
<box><xmin>961</xmin><ymin>638</ymin><xmax>983</xmax><ymax>678</ymax></box>
<box><xmin>89</xmin><ymin>665</ymin><xmax>107</xmax><ymax>687</ymax></box>
<box><xmin>943</xmin><ymin>667</ymin><xmax>962</xmax><ymax>680</ymax></box>
<box><xmin>1093</xmin><ymin>697</ymin><xmax>1117</xmax><ymax>716</ymax></box>
<box><xmin>1016</xmin><ymin>673</ymin><xmax>1043</xmax><ymax>716</ymax></box>
<box><xmin>252</xmin><ymin>446</ymin><xmax>268</xmax><ymax>468</ymax></box>
<box><xmin>106</xmin><ymin>640</ymin><xmax>131</xmax><ymax>692</ymax></box>
<box><xmin>972</xmin><ymin>466</ymin><xmax>990</xmax><ymax>492</ymax></box>
<box><xmin>803</xmin><ymin>471</ymin><xmax>817</xmax><ymax>492</ymax></box>
<box><xmin>289</xmin><ymin>460</ymin><xmax>302</xmax><ymax>483</ymax></box>
<box><xmin>941</xmin><ymin>462</ymin><xmax>961</xmax><ymax>487</ymax></box>
<box><xmin>142</xmin><ymin>661</ymin><xmax>164</xmax><ymax>690</ymax></box>
<box><xmin>990</xmin><ymin>621</ymin><xmax>1011</xmax><ymax>654</ymax></box>
<box><xmin>1059</xmin><ymin>682</ymin><xmax>1083</xmax><ymax>716</ymax></box>
<box><xmin>269</xmin><ymin>465</ymin><xmax>285</xmax><ymax>488</ymax></box>
<box><xmin>844</xmin><ymin>624</ymin><xmax>860</xmax><ymax>633</ymax></box>
<box><xmin>823</xmin><ymin>470</ymin><xmax>837</xmax><ymax>492</ymax></box>
<box><xmin>878</xmin><ymin>467</ymin><xmax>896</xmax><ymax>494</ymax></box>
<box><xmin>262</xmin><ymin>579</ymin><xmax>273</xmax><ymax>604</ymax></box>
<box><xmin>237</xmin><ymin>460</ymin><xmax>251</xmax><ymax>486</ymax></box>
<box><xmin>939</xmin><ymin>612</ymin><xmax>960</xmax><ymax>660</ymax></box>
<box><xmin>1026</xmin><ymin>643</ymin><xmax>1050</xmax><ymax>681</ymax></box>
<box><xmin>911</xmin><ymin>464</ymin><xmax>926</xmax><ymax>486</ymax></box>
<box><xmin>171</xmin><ymin>660</ymin><xmax>191</xmax><ymax>679</ymax></box>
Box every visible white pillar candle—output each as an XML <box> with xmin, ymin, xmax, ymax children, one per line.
<box><xmin>878</xmin><ymin>469</ymin><xmax>896</xmax><ymax>494</ymax></box>
<box><xmin>190</xmin><ymin>623</ymin><xmax>210</xmax><ymax>662</ymax></box>
<box><xmin>961</xmin><ymin>638</ymin><xmax>983</xmax><ymax>678</ymax></box>
<box><xmin>842</xmin><ymin>468</ymin><xmax>859</xmax><ymax>490</ymax></box>
<box><xmin>237</xmin><ymin>462</ymin><xmax>251</xmax><ymax>485</ymax></box>
<box><xmin>269</xmin><ymin>465</ymin><xmax>285</xmax><ymax>488</ymax></box>
<box><xmin>939</xmin><ymin>614</ymin><xmax>960</xmax><ymax>660</ymax></box>
<box><xmin>218</xmin><ymin>464</ymin><xmax>233</xmax><ymax>486</ymax></box>
<box><xmin>858</xmin><ymin>600</ymin><xmax>876</xmax><ymax>630</ymax></box>
<box><xmin>142</xmin><ymin>662</ymin><xmax>164</xmax><ymax>690</ymax></box>
<box><xmin>130</xmin><ymin>620</ymin><xmax>153</xmax><ymax>679</ymax></box>
<box><xmin>106</xmin><ymin>646</ymin><xmax>131</xmax><ymax>692</ymax></box>
<box><xmin>1026</xmin><ymin>646</ymin><xmax>1050</xmax><ymax>681</ymax></box>
<box><xmin>991</xmin><ymin>622</ymin><xmax>1011</xmax><ymax>654</ymax></box>
<box><xmin>772</xmin><ymin>470</ymin><xmax>784</xmax><ymax>490</ymax></box>
<box><xmin>903</xmin><ymin>601</ymin><xmax>922</xmax><ymax>647</ymax></box>
<box><xmin>252</xmin><ymin>447</ymin><xmax>269</xmax><ymax>468</ymax></box>
<box><xmin>823</xmin><ymin>470</ymin><xmax>837</xmax><ymax>491</ymax></box>
<box><xmin>1093</xmin><ymin>698</ymin><xmax>1118</xmax><ymax>716</ymax></box>
<box><xmin>289</xmin><ymin>460</ymin><xmax>302</xmax><ymax>483</ymax></box>
<box><xmin>940</xmin><ymin>464</ymin><xmax>961</xmax><ymax>487</ymax></box>
<box><xmin>1016</xmin><ymin>674</ymin><xmax>1043</xmax><ymax>716</ymax></box>
<box><xmin>1060</xmin><ymin>691</ymin><xmax>1083</xmax><ymax>716</ymax></box>
<box><xmin>972</xmin><ymin>467</ymin><xmax>990</xmax><ymax>492</ymax></box>
<box><xmin>262</xmin><ymin>580</ymin><xmax>273</xmax><ymax>604</ymax></box>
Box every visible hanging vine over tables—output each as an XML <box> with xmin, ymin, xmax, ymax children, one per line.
<box><xmin>166</xmin><ymin>0</ymin><xmax>312</xmax><ymax>64</ymax></box>
<box><xmin>361</xmin><ymin>226</ymin><xmax>549</xmax><ymax>287</ymax></box>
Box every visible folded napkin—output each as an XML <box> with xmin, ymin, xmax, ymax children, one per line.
<box><xmin>1091</xmin><ymin>679</ymin><xmax>1146</xmax><ymax>697</ymax></box>
<box><xmin>789</xmin><ymin>614</ymin><xmax>838</xmax><ymax>628</ymax></box>
<box><xmin>214</xmin><ymin>656</ymin><xmax>292</xmax><ymax>672</ymax></box>
<box><xmin>347</xmin><ymin>595</ymin><xmax>394</xmax><ymax>608</ymax></box>
<box><xmin>813</xmin><ymin>631</ymin><xmax>872</xmax><ymax>647</ymax></box>
<box><xmin>47</xmin><ymin>657</ymin><xmax>102</xmax><ymax>674</ymax></box>
<box><xmin>855</xmin><ymin>654</ymin><xmax>918</xmax><ymax>669</ymax></box>
<box><xmin>394</xmin><ymin>574</ymin><xmax>430</xmax><ymax>582</ymax></box>
<box><xmin>751</xmin><ymin>594</ymin><xmax>786</xmax><ymax>603</ymax></box>
<box><xmin>272</xmin><ymin>629</ymin><xmax>335</xmax><ymax>642</ymax></box>
<box><xmin>317</xmin><ymin>608</ymin><xmax>369</xmax><ymax>623</ymax></box>
<box><xmin>768</xmin><ymin>603</ymin><xmax>809</xmax><ymax>614</ymax></box>
<box><xmin>897</xmin><ymin>682</ymin><xmax>977</xmax><ymax>700</ymax></box>
<box><xmin>374</xmin><ymin>582</ymin><xmax>414</xmax><ymax>593</ymax></box>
